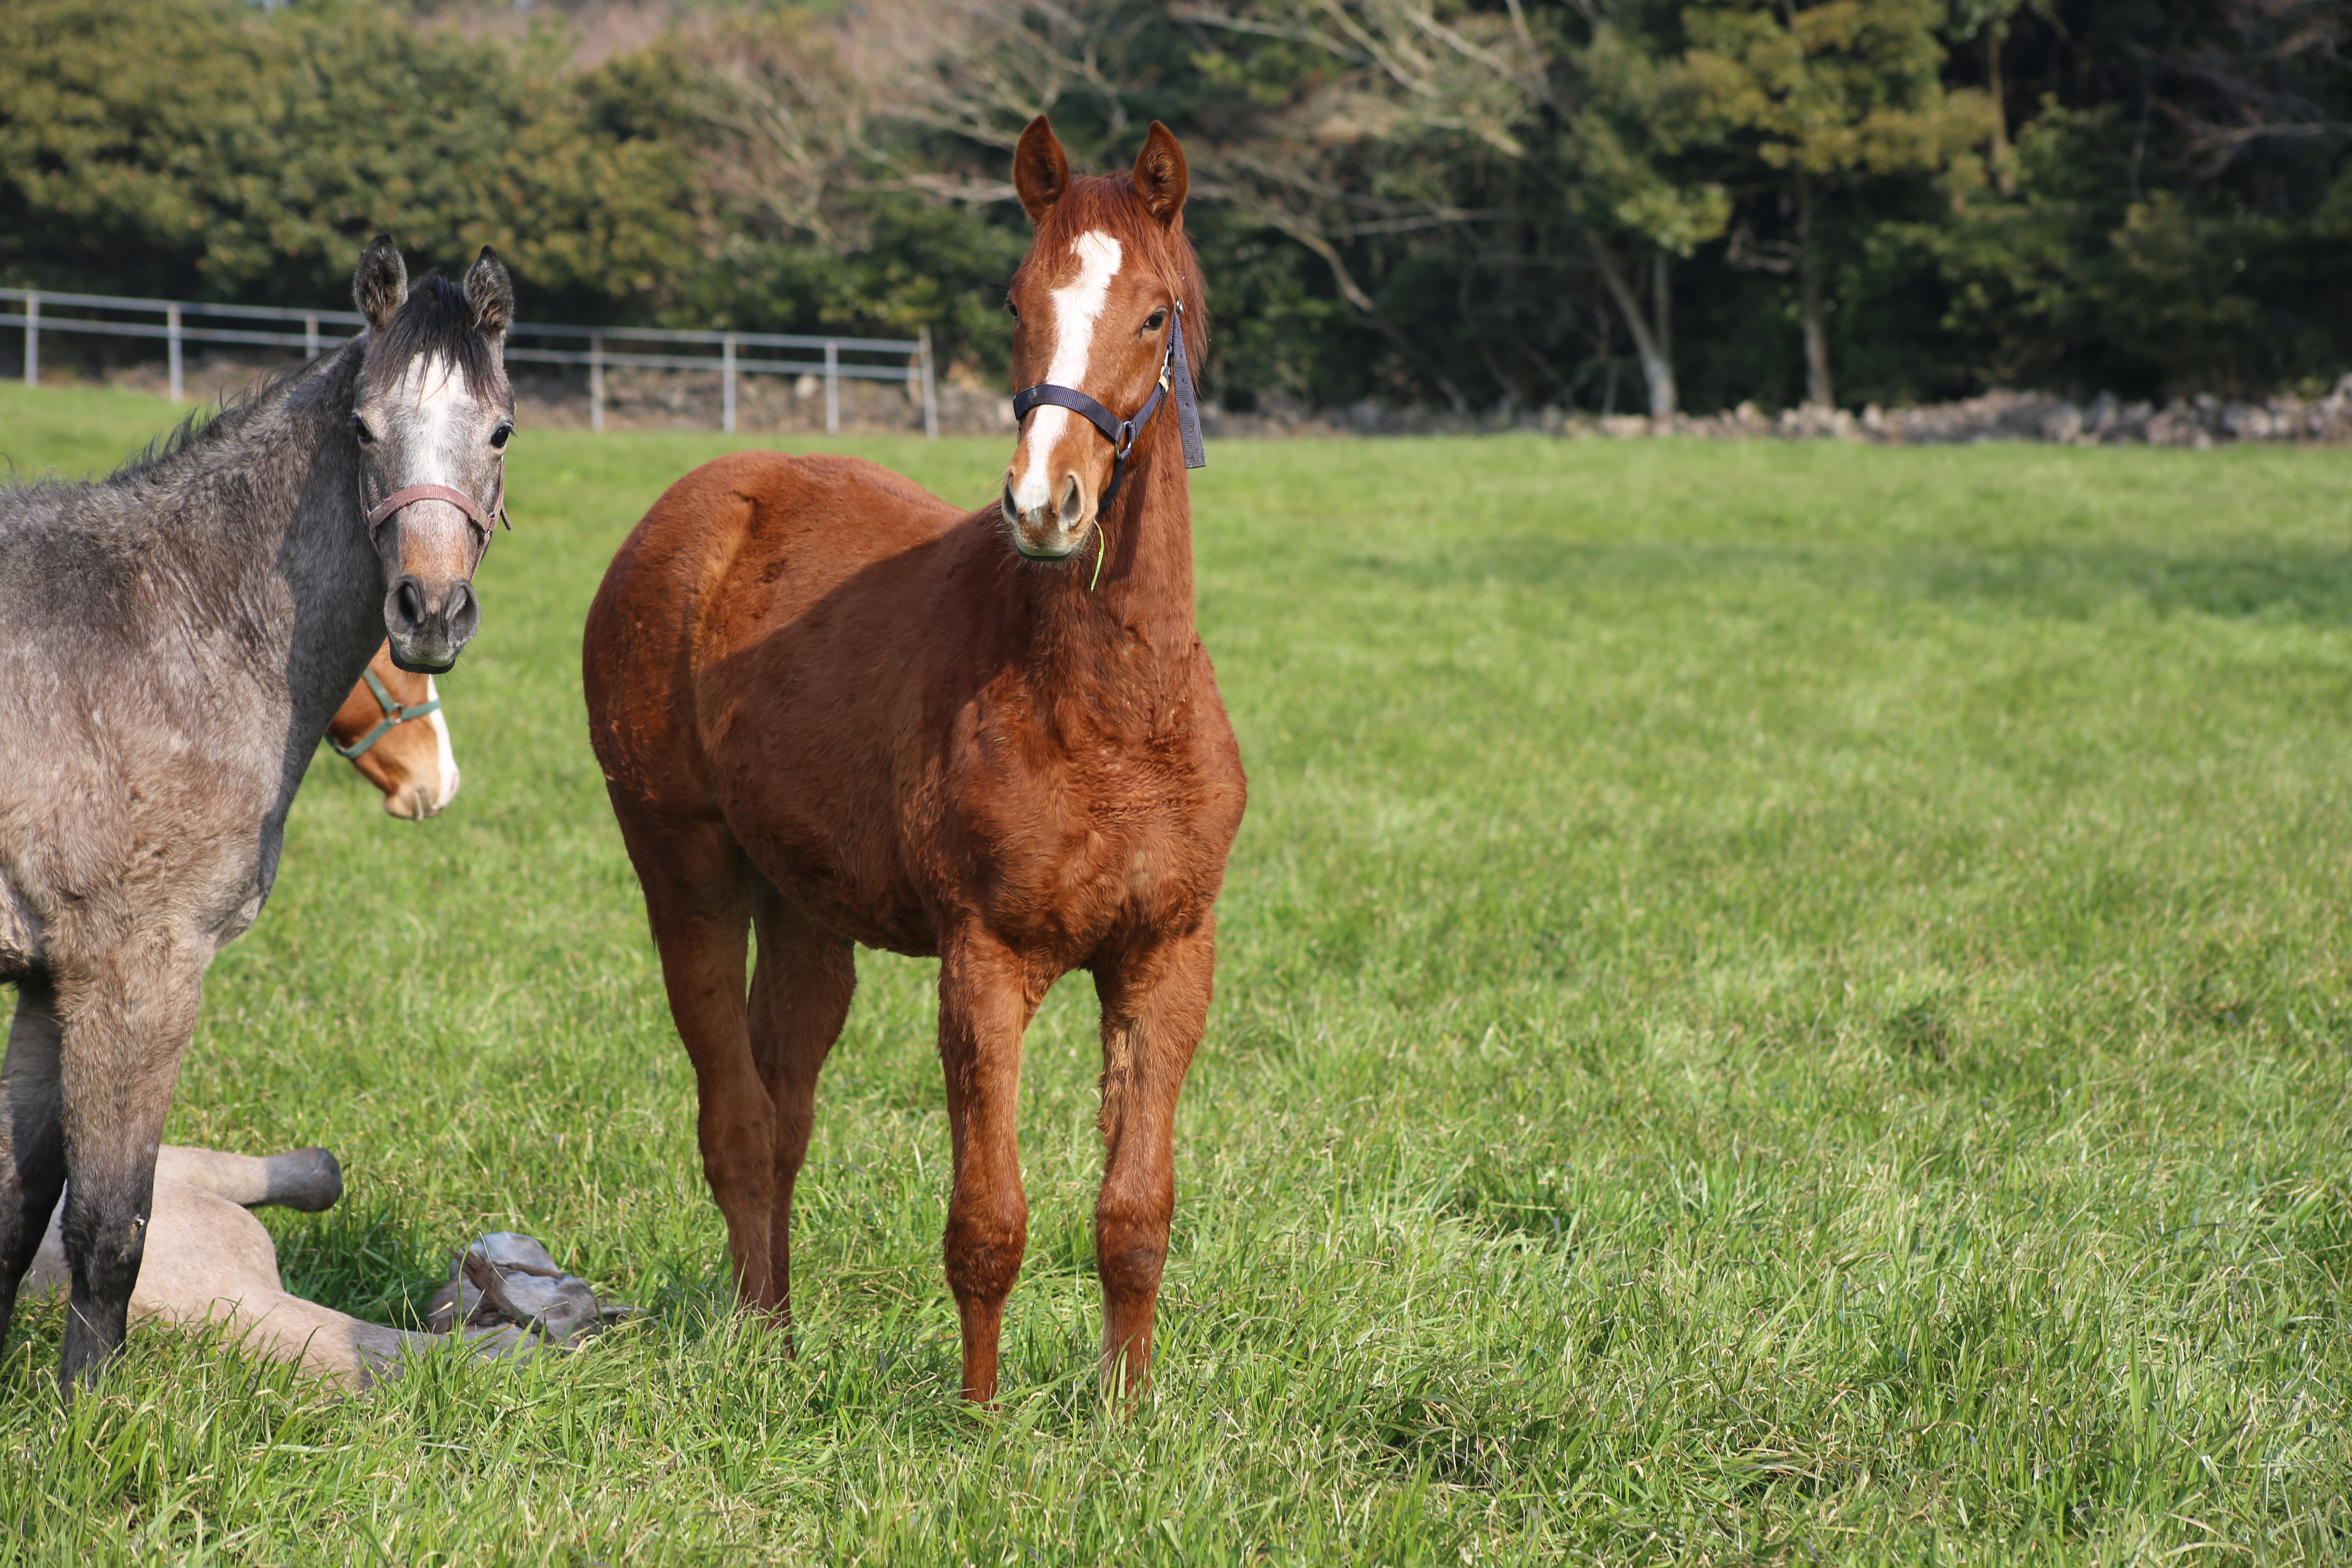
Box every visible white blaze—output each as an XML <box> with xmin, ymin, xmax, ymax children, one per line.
<box><xmin>390</xmin><ymin>352</ymin><xmax>474</xmax><ymax>491</ymax></box>
<box><xmin>424</xmin><ymin>675</ymin><xmax>460</xmax><ymax>810</ymax></box>
<box><xmin>1013</xmin><ymin>231</ymin><xmax>1125</xmax><ymax>514</ymax></box>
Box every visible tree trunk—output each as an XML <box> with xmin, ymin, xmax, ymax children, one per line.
<box><xmin>1988</xmin><ymin>23</ymin><xmax>2013</xmax><ymax>195</ymax></box>
<box><xmin>1652</xmin><ymin>251</ymin><xmax>1672</xmax><ymax>376</ymax></box>
<box><xmin>1795</xmin><ymin>172</ymin><xmax>1833</xmax><ymax>409</ymax></box>
<box><xmin>1586</xmin><ymin>232</ymin><xmax>1677</xmax><ymax>418</ymax></box>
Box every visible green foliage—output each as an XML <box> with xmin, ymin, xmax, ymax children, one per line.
<box><xmin>6</xmin><ymin>383</ymin><xmax>2352</xmax><ymax>1559</ymax></box>
<box><xmin>3</xmin><ymin>0</ymin><xmax>2350</xmax><ymax>406</ymax></box>
<box><xmin>0</xmin><ymin>0</ymin><xmax>694</xmax><ymax>317</ymax></box>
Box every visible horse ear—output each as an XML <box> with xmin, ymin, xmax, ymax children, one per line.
<box><xmin>353</xmin><ymin>235</ymin><xmax>407</xmax><ymax>334</ymax></box>
<box><xmin>1131</xmin><ymin>122</ymin><xmax>1188</xmax><ymax>230</ymax></box>
<box><xmin>1013</xmin><ymin>116</ymin><xmax>1069</xmax><ymax>225</ymax></box>
<box><xmin>464</xmin><ymin>246</ymin><xmax>514</xmax><ymax>339</ymax></box>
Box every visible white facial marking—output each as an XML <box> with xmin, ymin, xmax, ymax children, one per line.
<box><xmin>390</xmin><ymin>352</ymin><xmax>473</xmax><ymax>491</ymax></box>
<box><xmin>424</xmin><ymin>676</ymin><xmax>460</xmax><ymax>809</ymax></box>
<box><xmin>1013</xmin><ymin>231</ymin><xmax>1125</xmax><ymax>514</ymax></box>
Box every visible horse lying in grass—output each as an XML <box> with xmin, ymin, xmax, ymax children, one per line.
<box><xmin>21</xmin><ymin>1146</ymin><xmax>625</xmax><ymax>1386</ymax></box>
<box><xmin>585</xmin><ymin>117</ymin><xmax>1245</xmax><ymax>1403</ymax></box>
<box><xmin>0</xmin><ymin>236</ymin><xmax>513</xmax><ymax>1394</ymax></box>
<box><xmin>13</xmin><ymin>1143</ymin><xmax>436</xmax><ymax>1386</ymax></box>
<box><xmin>331</xmin><ymin>643</ymin><xmax>461</xmax><ymax>821</ymax></box>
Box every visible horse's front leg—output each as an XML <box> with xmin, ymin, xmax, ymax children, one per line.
<box><xmin>54</xmin><ymin>940</ymin><xmax>204</xmax><ymax>1393</ymax></box>
<box><xmin>1091</xmin><ymin>918</ymin><xmax>1217</xmax><ymax>1401</ymax></box>
<box><xmin>0</xmin><ymin>976</ymin><xmax>68</xmax><ymax>1355</ymax></box>
<box><xmin>936</xmin><ymin>931</ymin><xmax>1043</xmax><ymax>1404</ymax></box>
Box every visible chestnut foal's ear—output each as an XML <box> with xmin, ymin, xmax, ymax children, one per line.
<box><xmin>1132</xmin><ymin>122</ymin><xmax>1188</xmax><ymax>229</ymax></box>
<box><xmin>353</xmin><ymin>235</ymin><xmax>408</xmax><ymax>334</ymax></box>
<box><xmin>1013</xmin><ymin>116</ymin><xmax>1069</xmax><ymax>225</ymax></box>
<box><xmin>464</xmin><ymin>246</ymin><xmax>514</xmax><ymax>339</ymax></box>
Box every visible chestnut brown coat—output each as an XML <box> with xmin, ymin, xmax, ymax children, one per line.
<box><xmin>583</xmin><ymin>118</ymin><xmax>1244</xmax><ymax>1402</ymax></box>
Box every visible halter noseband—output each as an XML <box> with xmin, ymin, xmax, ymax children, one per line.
<box><xmin>364</xmin><ymin>469</ymin><xmax>509</xmax><ymax>537</ymax></box>
<box><xmin>1009</xmin><ymin>301</ymin><xmax>1207</xmax><ymax>517</ymax></box>
<box><xmin>330</xmin><ymin>666</ymin><xmax>441</xmax><ymax>760</ymax></box>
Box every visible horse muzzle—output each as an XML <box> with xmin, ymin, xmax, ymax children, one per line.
<box><xmin>384</xmin><ymin>575</ymin><xmax>479</xmax><ymax>673</ymax></box>
<box><xmin>1002</xmin><ymin>471</ymin><xmax>1095</xmax><ymax>561</ymax></box>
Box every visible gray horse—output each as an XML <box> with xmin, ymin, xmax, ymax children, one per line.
<box><xmin>0</xmin><ymin>237</ymin><xmax>514</xmax><ymax>1392</ymax></box>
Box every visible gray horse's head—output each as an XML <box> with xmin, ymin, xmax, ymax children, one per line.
<box><xmin>350</xmin><ymin>237</ymin><xmax>514</xmax><ymax>673</ymax></box>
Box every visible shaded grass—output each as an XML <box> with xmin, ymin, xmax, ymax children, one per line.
<box><xmin>0</xmin><ymin>379</ymin><xmax>2347</xmax><ymax>1562</ymax></box>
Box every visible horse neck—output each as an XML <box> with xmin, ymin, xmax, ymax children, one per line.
<box><xmin>1019</xmin><ymin>438</ymin><xmax>1200</xmax><ymax>727</ymax></box>
<box><xmin>150</xmin><ymin>350</ymin><xmax>380</xmax><ymax>715</ymax></box>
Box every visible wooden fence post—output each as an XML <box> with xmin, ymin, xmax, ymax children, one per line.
<box><xmin>22</xmin><ymin>293</ymin><xmax>35</xmax><ymax>388</ymax></box>
<box><xmin>167</xmin><ymin>303</ymin><xmax>183</xmax><ymax>402</ymax></box>
<box><xmin>825</xmin><ymin>340</ymin><xmax>840</xmax><ymax>434</ymax></box>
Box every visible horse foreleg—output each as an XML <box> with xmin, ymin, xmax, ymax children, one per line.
<box><xmin>1091</xmin><ymin>921</ymin><xmax>1216</xmax><ymax>1403</ymax></box>
<box><xmin>628</xmin><ymin>819</ymin><xmax>774</xmax><ymax>1312</ymax></box>
<box><xmin>747</xmin><ymin>884</ymin><xmax>854</xmax><ymax>1342</ymax></box>
<box><xmin>54</xmin><ymin>942</ymin><xmax>203</xmax><ymax>1393</ymax></box>
<box><xmin>937</xmin><ymin>933</ymin><xmax>1041</xmax><ymax>1404</ymax></box>
<box><xmin>0</xmin><ymin>978</ymin><xmax>67</xmax><ymax>1355</ymax></box>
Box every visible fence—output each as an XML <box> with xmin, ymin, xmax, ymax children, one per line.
<box><xmin>0</xmin><ymin>287</ymin><xmax>938</xmax><ymax>438</ymax></box>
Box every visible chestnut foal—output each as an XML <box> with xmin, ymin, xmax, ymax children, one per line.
<box><xmin>328</xmin><ymin>644</ymin><xmax>460</xmax><ymax>820</ymax></box>
<box><xmin>584</xmin><ymin>118</ymin><xmax>1245</xmax><ymax>1402</ymax></box>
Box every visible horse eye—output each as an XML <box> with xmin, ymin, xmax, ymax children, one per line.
<box><xmin>1006</xmin><ymin>298</ymin><xmax>1020</xmax><ymax>321</ymax></box>
<box><xmin>349</xmin><ymin>414</ymin><xmax>376</xmax><ymax>444</ymax></box>
<box><xmin>490</xmin><ymin>423</ymin><xmax>512</xmax><ymax>450</ymax></box>
<box><xmin>1144</xmin><ymin>309</ymin><xmax>1168</xmax><ymax>333</ymax></box>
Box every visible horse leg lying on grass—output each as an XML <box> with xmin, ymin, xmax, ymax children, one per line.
<box><xmin>20</xmin><ymin>1147</ymin><xmax>627</xmax><ymax>1386</ymax></box>
<box><xmin>0</xmin><ymin>236</ymin><xmax>514</xmax><ymax>1394</ymax></box>
<box><xmin>19</xmin><ymin>1144</ymin><xmax>441</xmax><ymax>1387</ymax></box>
<box><xmin>585</xmin><ymin>117</ymin><xmax>1245</xmax><ymax>1403</ymax></box>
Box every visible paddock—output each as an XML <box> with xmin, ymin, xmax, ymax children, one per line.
<box><xmin>1</xmin><ymin>378</ymin><xmax>2345</xmax><ymax>1561</ymax></box>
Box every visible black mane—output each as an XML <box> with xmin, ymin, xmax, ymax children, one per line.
<box><xmin>361</xmin><ymin>274</ymin><xmax>507</xmax><ymax>402</ymax></box>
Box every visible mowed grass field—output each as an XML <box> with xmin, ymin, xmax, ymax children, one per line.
<box><xmin>1</xmin><ymin>377</ymin><xmax>2348</xmax><ymax>1564</ymax></box>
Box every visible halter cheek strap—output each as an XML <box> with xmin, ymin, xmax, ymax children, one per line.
<box><xmin>1009</xmin><ymin>301</ymin><xmax>1207</xmax><ymax>516</ymax></box>
<box><xmin>329</xmin><ymin>666</ymin><xmax>442</xmax><ymax>760</ymax></box>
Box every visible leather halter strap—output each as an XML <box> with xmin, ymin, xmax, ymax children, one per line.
<box><xmin>329</xmin><ymin>666</ymin><xmax>441</xmax><ymax>761</ymax></box>
<box><xmin>364</xmin><ymin>463</ymin><xmax>509</xmax><ymax>535</ymax></box>
<box><xmin>1008</xmin><ymin>301</ymin><xmax>1206</xmax><ymax>516</ymax></box>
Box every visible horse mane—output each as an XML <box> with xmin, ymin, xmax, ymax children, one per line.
<box><xmin>1032</xmin><ymin>172</ymin><xmax>1211</xmax><ymax>372</ymax></box>
<box><xmin>106</xmin><ymin>359</ymin><xmax>318</xmax><ymax>488</ymax></box>
<box><xmin>361</xmin><ymin>273</ymin><xmax>508</xmax><ymax>402</ymax></box>
<box><xmin>99</xmin><ymin>271</ymin><xmax>501</xmax><ymax>491</ymax></box>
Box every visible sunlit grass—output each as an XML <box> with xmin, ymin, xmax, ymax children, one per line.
<box><xmin>1</xmin><ymin>379</ymin><xmax>2346</xmax><ymax>1563</ymax></box>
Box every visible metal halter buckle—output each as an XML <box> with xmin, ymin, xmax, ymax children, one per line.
<box><xmin>1008</xmin><ymin>301</ymin><xmax>1207</xmax><ymax>516</ymax></box>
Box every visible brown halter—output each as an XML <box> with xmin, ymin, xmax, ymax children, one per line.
<box><xmin>364</xmin><ymin>465</ymin><xmax>510</xmax><ymax>536</ymax></box>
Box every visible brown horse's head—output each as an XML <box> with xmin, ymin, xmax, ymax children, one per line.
<box><xmin>350</xmin><ymin>237</ymin><xmax>514</xmax><ymax>673</ymax></box>
<box><xmin>328</xmin><ymin>644</ymin><xmax>461</xmax><ymax>821</ymax></box>
<box><xmin>1000</xmin><ymin>118</ymin><xmax>1207</xmax><ymax>560</ymax></box>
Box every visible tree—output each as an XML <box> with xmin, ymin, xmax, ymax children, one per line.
<box><xmin>1682</xmin><ymin>0</ymin><xmax>1993</xmax><ymax>405</ymax></box>
<box><xmin>1553</xmin><ymin>11</ymin><xmax>1735</xmax><ymax>415</ymax></box>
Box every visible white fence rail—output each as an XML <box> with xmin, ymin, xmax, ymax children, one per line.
<box><xmin>0</xmin><ymin>287</ymin><xmax>938</xmax><ymax>438</ymax></box>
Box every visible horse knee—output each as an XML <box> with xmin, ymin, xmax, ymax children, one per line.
<box><xmin>1092</xmin><ymin>1207</ymin><xmax>1168</xmax><ymax>1303</ymax></box>
<box><xmin>943</xmin><ymin>1204</ymin><xmax>1027</xmax><ymax>1303</ymax></box>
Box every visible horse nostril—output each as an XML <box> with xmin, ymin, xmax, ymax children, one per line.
<box><xmin>1002</xmin><ymin>477</ymin><xmax>1020</xmax><ymax>525</ymax></box>
<box><xmin>1058</xmin><ymin>474</ymin><xmax>1083</xmax><ymax>528</ymax></box>
<box><xmin>396</xmin><ymin>580</ymin><xmax>424</xmax><ymax>628</ymax></box>
<box><xmin>446</xmin><ymin>580</ymin><xmax>479</xmax><ymax>642</ymax></box>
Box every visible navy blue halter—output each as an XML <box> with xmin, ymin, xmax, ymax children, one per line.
<box><xmin>1010</xmin><ymin>302</ymin><xmax>1207</xmax><ymax>516</ymax></box>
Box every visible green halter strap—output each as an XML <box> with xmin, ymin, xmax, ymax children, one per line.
<box><xmin>329</xmin><ymin>667</ymin><xmax>441</xmax><ymax>760</ymax></box>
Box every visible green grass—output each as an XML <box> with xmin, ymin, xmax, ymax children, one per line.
<box><xmin>1</xmin><ymin>378</ymin><xmax>2347</xmax><ymax>1564</ymax></box>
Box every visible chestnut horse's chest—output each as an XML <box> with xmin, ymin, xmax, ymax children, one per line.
<box><xmin>940</xmin><ymin>676</ymin><xmax>1241</xmax><ymax>958</ymax></box>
